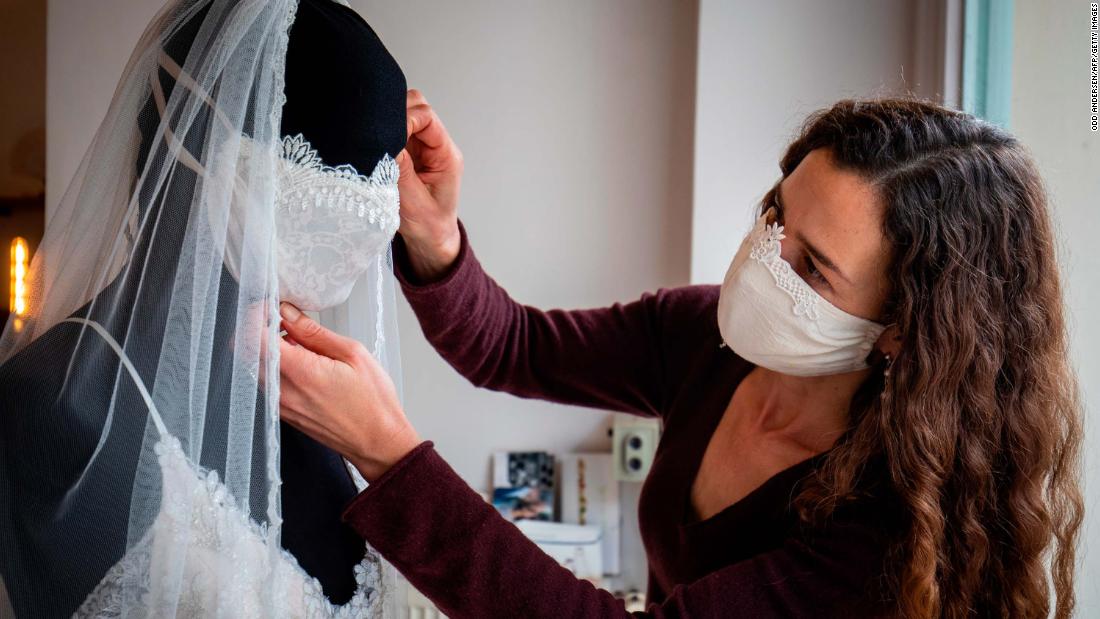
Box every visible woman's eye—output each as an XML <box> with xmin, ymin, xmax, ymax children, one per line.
<box><xmin>805</xmin><ymin>256</ymin><xmax>827</xmax><ymax>284</ymax></box>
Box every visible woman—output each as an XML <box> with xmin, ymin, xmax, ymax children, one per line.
<box><xmin>278</xmin><ymin>92</ymin><xmax>1083</xmax><ymax>618</ymax></box>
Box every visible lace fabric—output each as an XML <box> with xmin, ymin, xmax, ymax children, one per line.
<box><xmin>745</xmin><ymin>214</ymin><xmax>881</xmax><ymax>350</ymax></box>
<box><xmin>747</xmin><ymin>217</ymin><xmax>824</xmax><ymax>320</ymax></box>
<box><xmin>213</xmin><ymin>132</ymin><xmax>400</xmax><ymax>312</ymax></box>
<box><xmin>76</xmin><ymin>437</ymin><xmax>387</xmax><ymax>619</ymax></box>
<box><xmin>278</xmin><ymin>133</ymin><xmax>399</xmax><ymax>227</ymax></box>
<box><xmin>68</xmin><ymin>317</ymin><xmax>387</xmax><ymax>619</ymax></box>
<box><xmin>275</xmin><ymin>135</ymin><xmax>400</xmax><ymax>313</ymax></box>
<box><xmin>71</xmin><ymin>130</ymin><xmax>401</xmax><ymax>619</ymax></box>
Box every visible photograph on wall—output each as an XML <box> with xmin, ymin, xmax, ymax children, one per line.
<box><xmin>492</xmin><ymin>451</ymin><xmax>555</xmax><ymax>522</ymax></box>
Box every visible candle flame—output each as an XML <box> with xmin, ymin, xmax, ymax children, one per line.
<box><xmin>11</xmin><ymin>237</ymin><xmax>29</xmax><ymax>316</ymax></box>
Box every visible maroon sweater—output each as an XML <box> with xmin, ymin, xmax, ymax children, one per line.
<box><xmin>340</xmin><ymin>221</ymin><xmax>899</xmax><ymax>618</ymax></box>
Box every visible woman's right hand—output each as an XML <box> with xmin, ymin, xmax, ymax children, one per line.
<box><xmin>396</xmin><ymin>89</ymin><xmax>464</xmax><ymax>282</ymax></box>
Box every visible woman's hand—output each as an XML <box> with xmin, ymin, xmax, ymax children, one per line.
<box><xmin>277</xmin><ymin>302</ymin><xmax>422</xmax><ymax>482</ymax></box>
<box><xmin>397</xmin><ymin>89</ymin><xmax>464</xmax><ymax>282</ymax></box>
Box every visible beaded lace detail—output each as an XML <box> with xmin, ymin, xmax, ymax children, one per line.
<box><xmin>747</xmin><ymin>218</ymin><xmax>822</xmax><ymax>320</ymax></box>
<box><xmin>76</xmin><ymin>437</ymin><xmax>386</xmax><ymax>619</ymax></box>
<box><xmin>277</xmin><ymin>133</ymin><xmax>400</xmax><ymax>233</ymax></box>
<box><xmin>272</xmin><ymin>134</ymin><xmax>398</xmax><ymax>312</ymax></box>
<box><xmin>217</xmin><ymin>133</ymin><xmax>400</xmax><ymax>312</ymax></box>
<box><xmin>67</xmin><ymin>317</ymin><xmax>388</xmax><ymax>618</ymax></box>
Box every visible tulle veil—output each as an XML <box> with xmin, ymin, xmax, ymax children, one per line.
<box><xmin>0</xmin><ymin>0</ymin><xmax>402</xmax><ymax>616</ymax></box>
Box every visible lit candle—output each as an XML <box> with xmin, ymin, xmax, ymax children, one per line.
<box><xmin>10</xmin><ymin>237</ymin><xmax>29</xmax><ymax>316</ymax></box>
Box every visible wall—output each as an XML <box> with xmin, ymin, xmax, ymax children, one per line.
<box><xmin>690</xmin><ymin>0</ymin><xmax>918</xmax><ymax>284</ymax></box>
<box><xmin>46</xmin><ymin>0</ymin><xmax>164</xmax><ymax>219</ymax></box>
<box><xmin>1011</xmin><ymin>1</ymin><xmax>1100</xmax><ymax>612</ymax></box>
<box><xmin>0</xmin><ymin>0</ymin><xmax>46</xmax><ymax>199</ymax></box>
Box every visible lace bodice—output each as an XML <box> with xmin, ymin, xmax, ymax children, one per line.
<box><xmin>66</xmin><ymin>318</ymin><xmax>389</xmax><ymax>618</ymax></box>
<box><xmin>75</xmin><ymin>136</ymin><xmax>400</xmax><ymax>614</ymax></box>
<box><xmin>76</xmin><ymin>435</ymin><xmax>385</xmax><ymax>619</ymax></box>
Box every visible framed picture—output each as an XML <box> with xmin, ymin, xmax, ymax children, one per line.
<box><xmin>492</xmin><ymin>451</ymin><xmax>555</xmax><ymax>522</ymax></box>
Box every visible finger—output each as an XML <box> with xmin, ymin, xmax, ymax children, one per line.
<box><xmin>407</xmin><ymin>88</ymin><xmax>427</xmax><ymax>108</ymax></box>
<box><xmin>278</xmin><ymin>337</ymin><xmax>316</xmax><ymax>385</ymax></box>
<box><xmin>396</xmin><ymin>149</ymin><xmax>421</xmax><ymax>185</ymax></box>
<box><xmin>396</xmin><ymin>149</ymin><xmax>445</xmax><ymax>234</ymax></box>
<box><xmin>279</xmin><ymin>303</ymin><xmax>362</xmax><ymax>363</ymax></box>
<box><xmin>396</xmin><ymin>149</ymin><xmax>435</xmax><ymax>205</ymax></box>
<box><xmin>406</xmin><ymin>104</ymin><xmax>433</xmax><ymax>141</ymax></box>
<box><xmin>278</xmin><ymin>328</ymin><xmax>345</xmax><ymax>390</ymax></box>
<box><xmin>277</xmin><ymin>340</ymin><xmax>331</xmax><ymax>418</ymax></box>
<box><xmin>406</xmin><ymin>105</ymin><xmax>450</xmax><ymax>149</ymax></box>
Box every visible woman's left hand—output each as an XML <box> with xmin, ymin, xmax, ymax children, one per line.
<box><xmin>277</xmin><ymin>302</ymin><xmax>422</xmax><ymax>482</ymax></box>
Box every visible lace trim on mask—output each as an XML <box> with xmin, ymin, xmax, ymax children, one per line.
<box><xmin>748</xmin><ymin>220</ymin><xmax>823</xmax><ymax>320</ymax></box>
<box><xmin>276</xmin><ymin>133</ymin><xmax>401</xmax><ymax>235</ymax></box>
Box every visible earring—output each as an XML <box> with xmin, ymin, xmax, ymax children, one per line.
<box><xmin>879</xmin><ymin>353</ymin><xmax>894</xmax><ymax>401</ymax></box>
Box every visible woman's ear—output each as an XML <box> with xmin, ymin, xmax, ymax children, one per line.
<box><xmin>874</xmin><ymin>323</ymin><xmax>902</xmax><ymax>359</ymax></box>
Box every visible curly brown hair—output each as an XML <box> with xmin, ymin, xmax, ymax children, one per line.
<box><xmin>766</xmin><ymin>97</ymin><xmax>1083</xmax><ymax>618</ymax></box>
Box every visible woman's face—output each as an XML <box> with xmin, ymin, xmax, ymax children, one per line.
<box><xmin>772</xmin><ymin>148</ymin><xmax>892</xmax><ymax>323</ymax></box>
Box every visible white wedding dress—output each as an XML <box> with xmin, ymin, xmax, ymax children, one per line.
<box><xmin>0</xmin><ymin>1</ymin><xmax>409</xmax><ymax>616</ymax></box>
<box><xmin>72</xmin><ymin>134</ymin><xmax>401</xmax><ymax>618</ymax></box>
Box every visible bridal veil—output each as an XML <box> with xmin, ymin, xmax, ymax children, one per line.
<box><xmin>0</xmin><ymin>0</ymin><xmax>403</xmax><ymax>616</ymax></box>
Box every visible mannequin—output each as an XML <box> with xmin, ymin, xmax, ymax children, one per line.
<box><xmin>278</xmin><ymin>0</ymin><xmax>406</xmax><ymax>604</ymax></box>
<box><xmin>0</xmin><ymin>1</ymin><xmax>406</xmax><ymax>615</ymax></box>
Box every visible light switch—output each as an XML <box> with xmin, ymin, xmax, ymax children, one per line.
<box><xmin>611</xmin><ymin>415</ymin><xmax>659</xmax><ymax>482</ymax></box>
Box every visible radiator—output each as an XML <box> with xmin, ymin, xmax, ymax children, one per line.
<box><xmin>399</xmin><ymin>576</ymin><xmax>447</xmax><ymax>619</ymax></box>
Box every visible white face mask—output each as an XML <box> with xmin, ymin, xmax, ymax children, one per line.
<box><xmin>716</xmin><ymin>209</ymin><xmax>886</xmax><ymax>377</ymax></box>
<box><xmin>210</xmin><ymin>133</ymin><xmax>401</xmax><ymax>312</ymax></box>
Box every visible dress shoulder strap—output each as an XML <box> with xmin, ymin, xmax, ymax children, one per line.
<box><xmin>63</xmin><ymin>317</ymin><xmax>169</xmax><ymax>439</ymax></box>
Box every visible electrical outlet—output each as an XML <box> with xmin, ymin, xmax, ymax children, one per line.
<box><xmin>611</xmin><ymin>415</ymin><xmax>659</xmax><ymax>482</ymax></box>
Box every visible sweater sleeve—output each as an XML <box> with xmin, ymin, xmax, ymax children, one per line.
<box><xmin>342</xmin><ymin>440</ymin><xmax>890</xmax><ymax>619</ymax></box>
<box><xmin>392</xmin><ymin>220</ymin><xmax>682</xmax><ymax>419</ymax></box>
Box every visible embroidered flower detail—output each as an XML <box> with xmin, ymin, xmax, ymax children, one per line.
<box><xmin>746</xmin><ymin>218</ymin><xmax>822</xmax><ymax>320</ymax></box>
<box><xmin>749</xmin><ymin>221</ymin><xmax>785</xmax><ymax>262</ymax></box>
